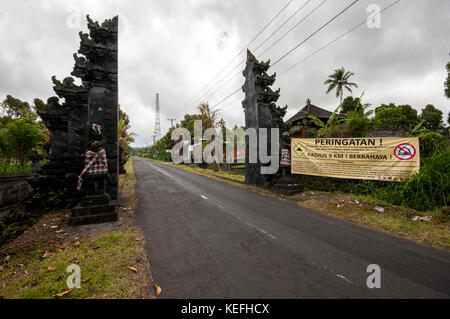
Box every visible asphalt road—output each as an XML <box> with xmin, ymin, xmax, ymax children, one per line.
<box><xmin>133</xmin><ymin>157</ymin><xmax>450</xmax><ymax>299</ymax></box>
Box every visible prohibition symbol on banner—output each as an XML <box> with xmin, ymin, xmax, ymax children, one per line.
<box><xmin>394</xmin><ymin>143</ymin><xmax>416</xmax><ymax>160</ymax></box>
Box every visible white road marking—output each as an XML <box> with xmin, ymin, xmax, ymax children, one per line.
<box><xmin>241</xmin><ymin>219</ymin><xmax>278</xmax><ymax>240</ymax></box>
<box><xmin>226</xmin><ymin>213</ymin><xmax>278</xmax><ymax>240</ymax></box>
<box><xmin>142</xmin><ymin>158</ymin><xmax>278</xmax><ymax>240</ymax></box>
<box><xmin>311</xmin><ymin>262</ymin><xmax>354</xmax><ymax>286</ymax></box>
<box><xmin>143</xmin><ymin>161</ymin><xmax>174</xmax><ymax>180</ymax></box>
<box><xmin>267</xmin><ymin>234</ymin><xmax>278</xmax><ymax>240</ymax></box>
<box><xmin>138</xmin><ymin>158</ymin><xmax>353</xmax><ymax>287</ymax></box>
<box><xmin>336</xmin><ymin>274</ymin><xmax>353</xmax><ymax>285</ymax></box>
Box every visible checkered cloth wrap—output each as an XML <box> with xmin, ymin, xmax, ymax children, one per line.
<box><xmin>77</xmin><ymin>149</ymin><xmax>108</xmax><ymax>191</ymax></box>
<box><xmin>280</xmin><ymin>148</ymin><xmax>291</xmax><ymax>167</ymax></box>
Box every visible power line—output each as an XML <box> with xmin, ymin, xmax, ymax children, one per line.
<box><xmin>175</xmin><ymin>0</ymin><xmax>361</xmax><ymax>115</ymax></box>
<box><xmin>221</xmin><ymin>94</ymin><xmax>244</xmax><ymax>110</ymax></box>
<box><xmin>252</xmin><ymin>0</ymin><xmax>313</xmax><ymax>54</ymax></box>
<box><xmin>211</xmin><ymin>87</ymin><xmax>242</xmax><ymax>109</ymax></box>
<box><xmin>170</xmin><ymin>0</ymin><xmax>295</xmax><ymax>117</ymax></box>
<box><xmin>212</xmin><ymin>0</ymin><xmax>363</xmax><ymax>111</ymax></box>
<box><xmin>198</xmin><ymin>71</ymin><xmax>242</xmax><ymax>108</ymax></box>
<box><xmin>278</xmin><ymin>0</ymin><xmax>402</xmax><ymax>76</ymax></box>
<box><xmin>229</xmin><ymin>0</ymin><xmax>297</xmax><ymax>63</ymax></box>
<box><xmin>181</xmin><ymin>0</ymin><xmax>329</xmax><ymax>113</ymax></box>
<box><xmin>168</xmin><ymin>0</ymin><xmax>296</xmax><ymax>118</ymax></box>
<box><xmin>258</xmin><ymin>0</ymin><xmax>329</xmax><ymax>58</ymax></box>
<box><xmin>213</xmin><ymin>0</ymin><xmax>401</xmax><ymax>113</ymax></box>
<box><xmin>272</xmin><ymin>0</ymin><xmax>360</xmax><ymax>67</ymax></box>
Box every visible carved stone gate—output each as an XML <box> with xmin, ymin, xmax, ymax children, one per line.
<box><xmin>36</xmin><ymin>16</ymin><xmax>119</xmax><ymax>225</ymax></box>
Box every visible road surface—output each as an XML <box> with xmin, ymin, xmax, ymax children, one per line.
<box><xmin>133</xmin><ymin>157</ymin><xmax>450</xmax><ymax>299</ymax></box>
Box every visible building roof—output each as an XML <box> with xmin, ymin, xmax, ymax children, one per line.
<box><xmin>286</xmin><ymin>99</ymin><xmax>346</xmax><ymax>124</ymax></box>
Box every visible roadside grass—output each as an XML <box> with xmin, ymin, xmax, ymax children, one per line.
<box><xmin>119</xmin><ymin>157</ymin><xmax>136</xmax><ymax>189</ymax></box>
<box><xmin>0</xmin><ymin>157</ymin><xmax>153</xmax><ymax>299</ymax></box>
<box><xmin>139</xmin><ymin>156</ymin><xmax>167</xmax><ymax>164</ymax></box>
<box><xmin>165</xmin><ymin>163</ymin><xmax>450</xmax><ymax>250</ymax></box>
<box><xmin>0</xmin><ymin>228</ymin><xmax>149</xmax><ymax>299</ymax></box>
<box><xmin>296</xmin><ymin>192</ymin><xmax>449</xmax><ymax>250</ymax></box>
<box><xmin>170</xmin><ymin>163</ymin><xmax>245</xmax><ymax>183</ymax></box>
<box><xmin>120</xmin><ymin>158</ymin><xmax>138</xmax><ymax>210</ymax></box>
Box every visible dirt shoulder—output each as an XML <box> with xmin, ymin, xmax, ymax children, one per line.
<box><xmin>167</xmin><ymin>161</ymin><xmax>450</xmax><ymax>251</ymax></box>
<box><xmin>0</xmin><ymin>158</ymin><xmax>154</xmax><ymax>299</ymax></box>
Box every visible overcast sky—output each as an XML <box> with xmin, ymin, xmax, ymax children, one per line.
<box><xmin>1</xmin><ymin>0</ymin><xmax>449</xmax><ymax>147</ymax></box>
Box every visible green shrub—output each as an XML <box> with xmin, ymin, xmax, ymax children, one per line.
<box><xmin>29</xmin><ymin>187</ymin><xmax>67</xmax><ymax>212</ymax></box>
<box><xmin>3</xmin><ymin>119</ymin><xmax>45</xmax><ymax>168</ymax></box>
<box><xmin>353</xmin><ymin>148</ymin><xmax>449</xmax><ymax>211</ymax></box>
<box><xmin>154</xmin><ymin>152</ymin><xmax>171</xmax><ymax>161</ymax></box>
<box><xmin>0</xmin><ymin>210</ymin><xmax>36</xmax><ymax>248</ymax></box>
<box><xmin>306</xmin><ymin>128</ymin><xmax>319</xmax><ymax>138</ymax></box>
<box><xmin>0</xmin><ymin>162</ymin><xmax>31</xmax><ymax>174</ymax></box>
<box><xmin>418</xmin><ymin>132</ymin><xmax>448</xmax><ymax>159</ymax></box>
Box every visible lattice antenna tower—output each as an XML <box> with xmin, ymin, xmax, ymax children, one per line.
<box><xmin>154</xmin><ymin>93</ymin><xmax>161</xmax><ymax>137</ymax></box>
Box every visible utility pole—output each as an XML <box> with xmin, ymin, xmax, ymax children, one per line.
<box><xmin>168</xmin><ymin>118</ymin><xmax>176</xmax><ymax>128</ymax></box>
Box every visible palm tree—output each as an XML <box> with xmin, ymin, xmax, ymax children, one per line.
<box><xmin>324</xmin><ymin>67</ymin><xmax>358</xmax><ymax>103</ymax></box>
<box><xmin>119</xmin><ymin>117</ymin><xmax>135</xmax><ymax>150</ymax></box>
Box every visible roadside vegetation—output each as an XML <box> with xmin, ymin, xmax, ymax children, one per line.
<box><xmin>0</xmin><ymin>157</ymin><xmax>153</xmax><ymax>299</ymax></box>
<box><xmin>120</xmin><ymin>156</ymin><xmax>136</xmax><ymax>190</ymax></box>
<box><xmin>171</xmin><ymin>163</ymin><xmax>245</xmax><ymax>183</ymax></box>
<box><xmin>0</xmin><ymin>90</ymin><xmax>149</xmax><ymax>298</ymax></box>
<box><xmin>119</xmin><ymin>107</ymin><xmax>136</xmax><ymax>173</ymax></box>
<box><xmin>296</xmin><ymin>192</ymin><xmax>450</xmax><ymax>250</ymax></box>
<box><xmin>0</xmin><ymin>95</ymin><xmax>47</xmax><ymax>173</ymax></box>
<box><xmin>0</xmin><ymin>226</ymin><xmax>148</xmax><ymax>299</ymax></box>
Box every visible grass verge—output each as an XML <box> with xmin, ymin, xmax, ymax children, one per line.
<box><xmin>0</xmin><ymin>157</ymin><xmax>153</xmax><ymax>298</ymax></box>
<box><xmin>0</xmin><ymin>227</ymin><xmax>149</xmax><ymax>298</ymax></box>
<box><xmin>119</xmin><ymin>157</ymin><xmax>136</xmax><ymax>190</ymax></box>
<box><xmin>294</xmin><ymin>192</ymin><xmax>449</xmax><ymax>250</ymax></box>
<box><xmin>170</xmin><ymin>163</ymin><xmax>245</xmax><ymax>183</ymax></box>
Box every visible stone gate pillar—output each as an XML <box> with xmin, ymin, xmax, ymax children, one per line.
<box><xmin>76</xmin><ymin>16</ymin><xmax>119</xmax><ymax>201</ymax></box>
<box><xmin>242</xmin><ymin>50</ymin><xmax>287</xmax><ymax>187</ymax></box>
<box><xmin>37</xmin><ymin>15</ymin><xmax>119</xmax><ymax>225</ymax></box>
<box><xmin>69</xmin><ymin>16</ymin><xmax>119</xmax><ymax>225</ymax></box>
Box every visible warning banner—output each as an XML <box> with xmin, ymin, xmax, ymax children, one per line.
<box><xmin>291</xmin><ymin>137</ymin><xmax>420</xmax><ymax>181</ymax></box>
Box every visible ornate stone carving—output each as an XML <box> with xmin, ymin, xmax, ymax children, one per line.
<box><xmin>242</xmin><ymin>50</ymin><xmax>289</xmax><ymax>187</ymax></box>
<box><xmin>36</xmin><ymin>15</ymin><xmax>119</xmax><ymax>225</ymax></box>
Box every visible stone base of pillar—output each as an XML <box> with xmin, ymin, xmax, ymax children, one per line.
<box><xmin>274</xmin><ymin>167</ymin><xmax>303</xmax><ymax>195</ymax></box>
<box><xmin>69</xmin><ymin>173</ymin><xmax>117</xmax><ymax>226</ymax></box>
<box><xmin>69</xmin><ymin>201</ymin><xmax>118</xmax><ymax>226</ymax></box>
<box><xmin>273</xmin><ymin>183</ymin><xmax>303</xmax><ymax>196</ymax></box>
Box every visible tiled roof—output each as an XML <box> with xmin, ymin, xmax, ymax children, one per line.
<box><xmin>286</xmin><ymin>100</ymin><xmax>346</xmax><ymax>124</ymax></box>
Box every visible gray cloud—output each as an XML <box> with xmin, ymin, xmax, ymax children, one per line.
<box><xmin>0</xmin><ymin>0</ymin><xmax>448</xmax><ymax>147</ymax></box>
